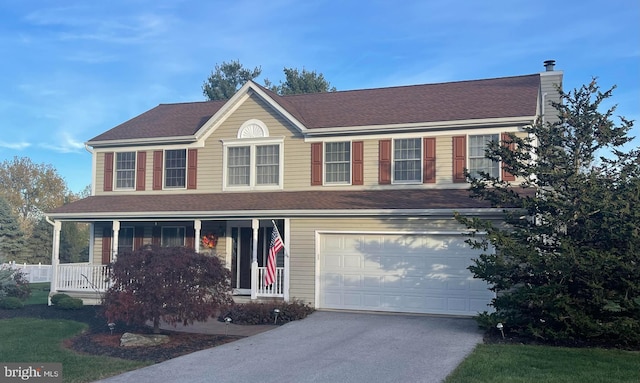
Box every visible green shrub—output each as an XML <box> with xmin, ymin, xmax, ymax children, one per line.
<box><xmin>54</xmin><ymin>297</ymin><xmax>83</xmax><ymax>310</ymax></box>
<box><xmin>219</xmin><ymin>300</ymin><xmax>314</xmax><ymax>325</ymax></box>
<box><xmin>50</xmin><ymin>293</ymin><xmax>71</xmax><ymax>306</ymax></box>
<box><xmin>0</xmin><ymin>267</ymin><xmax>31</xmax><ymax>300</ymax></box>
<box><xmin>0</xmin><ymin>297</ymin><xmax>24</xmax><ymax>309</ymax></box>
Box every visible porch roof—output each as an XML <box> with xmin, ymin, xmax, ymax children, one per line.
<box><xmin>47</xmin><ymin>188</ymin><xmax>533</xmax><ymax>220</ymax></box>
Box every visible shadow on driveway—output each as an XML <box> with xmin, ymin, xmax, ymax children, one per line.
<box><xmin>94</xmin><ymin>311</ymin><xmax>482</xmax><ymax>383</ymax></box>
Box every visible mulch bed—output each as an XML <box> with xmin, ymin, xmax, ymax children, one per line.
<box><xmin>0</xmin><ymin>305</ymin><xmax>241</xmax><ymax>363</ymax></box>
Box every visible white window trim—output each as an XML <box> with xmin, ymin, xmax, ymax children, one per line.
<box><xmin>161</xmin><ymin>226</ymin><xmax>186</xmax><ymax>247</ymax></box>
<box><xmin>114</xmin><ymin>151</ymin><xmax>136</xmax><ymax>191</ymax></box>
<box><xmin>391</xmin><ymin>137</ymin><xmax>423</xmax><ymax>185</ymax></box>
<box><xmin>323</xmin><ymin>140</ymin><xmax>352</xmax><ymax>186</ymax></box>
<box><xmin>163</xmin><ymin>148</ymin><xmax>188</xmax><ymax>190</ymax></box>
<box><xmin>222</xmin><ymin>137</ymin><xmax>284</xmax><ymax>191</ymax></box>
<box><xmin>467</xmin><ymin>134</ymin><xmax>501</xmax><ymax>180</ymax></box>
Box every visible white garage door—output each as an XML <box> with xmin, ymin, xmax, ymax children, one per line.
<box><xmin>318</xmin><ymin>233</ymin><xmax>494</xmax><ymax>316</ymax></box>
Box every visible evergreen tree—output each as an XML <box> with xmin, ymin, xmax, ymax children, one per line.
<box><xmin>0</xmin><ymin>197</ymin><xmax>26</xmax><ymax>262</ymax></box>
<box><xmin>455</xmin><ymin>79</ymin><xmax>640</xmax><ymax>347</ymax></box>
<box><xmin>25</xmin><ymin>218</ymin><xmax>53</xmax><ymax>264</ymax></box>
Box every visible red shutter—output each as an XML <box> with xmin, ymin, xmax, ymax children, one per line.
<box><xmin>311</xmin><ymin>142</ymin><xmax>323</xmax><ymax>186</ymax></box>
<box><xmin>153</xmin><ymin>151</ymin><xmax>163</xmax><ymax>190</ymax></box>
<box><xmin>501</xmin><ymin>132</ymin><xmax>516</xmax><ymax>181</ymax></box>
<box><xmin>423</xmin><ymin>137</ymin><xmax>436</xmax><ymax>183</ymax></box>
<box><xmin>152</xmin><ymin>226</ymin><xmax>161</xmax><ymax>246</ymax></box>
<box><xmin>378</xmin><ymin>139</ymin><xmax>392</xmax><ymax>184</ymax></box>
<box><xmin>186</xmin><ymin>226</ymin><xmax>196</xmax><ymax>249</ymax></box>
<box><xmin>101</xmin><ymin>226</ymin><xmax>112</xmax><ymax>264</ymax></box>
<box><xmin>134</xmin><ymin>226</ymin><xmax>144</xmax><ymax>250</ymax></box>
<box><xmin>452</xmin><ymin>136</ymin><xmax>467</xmax><ymax>183</ymax></box>
<box><xmin>136</xmin><ymin>152</ymin><xmax>146</xmax><ymax>191</ymax></box>
<box><xmin>187</xmin><ymin>149</ymin><xmax>198</xmax><ymax>189</ymax></box>
<box><xmin>352</xmin><ymin>141</ymin><xmax>364</xmax><ymax>185</ymax></box>
<box><xmin>103</xmin><ymin>152</ymin><xmax>114</xmax><ymax>191</ymax></box>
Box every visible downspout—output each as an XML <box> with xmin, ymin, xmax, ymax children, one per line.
<box><xmin>84</xmin><ymin>143</ymin><xmax>95</xmax><ymax>196</ymax></box>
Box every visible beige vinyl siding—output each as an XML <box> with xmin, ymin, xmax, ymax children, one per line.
<box><xmin>435</xmin><ymin>135</ymin><xmax>453</xmax><ymax>184</ymax></box>
<box><xmin>94</xmin><ymin>153</ymin><xmax>106</xmax><ymax>195</ymax></box>
<box><xmin>288</xmin><ymin>216</ymin><xmax>477</xmax><ymax>306</ymax></box>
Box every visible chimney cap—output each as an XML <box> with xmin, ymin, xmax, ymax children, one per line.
<box><xmin>543</xmin><ymin>60</ymin><xmax>556</xmax><ymax>71</ymax></box>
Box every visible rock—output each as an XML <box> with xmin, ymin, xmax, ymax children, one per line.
<box><xmin>120</xmin><ymin>332</ymin><xmax>170</xmax><ymax>347</ymax></box>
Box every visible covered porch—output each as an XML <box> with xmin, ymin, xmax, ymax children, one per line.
<box><xmin>48</xmin><ymin>218</ymin><xmax>290</xmax><ymax>305</ymax></box>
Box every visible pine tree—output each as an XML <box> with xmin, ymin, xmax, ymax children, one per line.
<box><xmin>0</xmin><ymin>197</ymin><xmax>26</xmax><ymax>262</ymax></box>
<box><xmin>455</xmin><ymin>79</ymin><xmax>640</xmax><ymax>347</ymax></box>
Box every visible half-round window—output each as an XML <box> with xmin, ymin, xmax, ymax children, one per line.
<box><xmin>238</xmin><ymin>119</ymin><xmax>269</xmax><ymax>138</ymax></box>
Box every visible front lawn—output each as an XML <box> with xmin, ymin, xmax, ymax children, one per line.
<box><xmin>24</xmin><ymin>282</ymin><xmax>50</xmax><ymax>305</ymax></box>
<box><xmin>0</xmin><ymin>317</ymin><xmax>149</xmax><ymax>383</ymax></box>
<box><xmin>445</xmin><ymin>343</ymin><xmax>640</xmax><ymax>383</ymax></box>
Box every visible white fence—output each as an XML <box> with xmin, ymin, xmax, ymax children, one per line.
<box><xmin>1</xmin><ymin>262</ymin><xmax>52</xmax><ymax>283</ymax></box>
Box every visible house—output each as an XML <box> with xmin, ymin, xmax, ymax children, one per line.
<box><xmin>46</xmin><ymin>60</ymin><xmax>562</xmax><ymax>316</ymax></box>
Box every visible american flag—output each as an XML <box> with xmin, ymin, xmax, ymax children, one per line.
<box><xmin>264</xmin><ymin>225</ymin><xmax>284</xmax><ymax>286</ymax></box>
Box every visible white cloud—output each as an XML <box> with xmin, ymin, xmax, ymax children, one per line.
<box><xmin>0</xmin><ymin>141</ymin><xmax>31</xmax><ymax>150</ymax></box>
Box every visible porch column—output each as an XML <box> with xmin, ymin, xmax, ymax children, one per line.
<box><xmin>112</xmin><ymin>220</ymin><xmax>120</xmax><ymax>263</ymax></box>
<box><xmin>49</xmin><ymin>220</ymin><xmax>61</xmax><ymax>305</ymax></box>
<box><xmin>250</xmin><ymin>218</ymin><xmax>259</xmax><ymax>299</ymax></box>
<box><xmin>194</xmin><ymin>219</ymin><xmax>202</xmax><ymax>253</ymax></box>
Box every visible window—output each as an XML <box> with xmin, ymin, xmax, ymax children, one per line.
<box><xmin>165</xmin><ymin>149</ymin><xmax>186</xmax><ymax>188</ymax></box>
<box><xmin>393</xmin><ymin>138</ymin><xmax>422</xmax><ymax>182</ymax></box>
<box><xmin>117</xmin><ymin>226</ymin><xmax>134</xmax><ymax>254</ymax></box>
<box><xmin>469</xmin><ymin>134</ymin><xmax>499</xmax><ymax>178</ymax></box>
<box><xmin>228</xmin><ymin>146</ymin><xmax>251</xmax><ymax>186</ymax></box>
<box><xmin>224</xmin><ymin>142</ymin><xmax>282</xmax><ymax>189</ymax></box>
<box><xmin>325</xmin><ymin>142</ymin><xmax>351</xmax><ymax>184</ymax></box>
<box><xmin>256</xmin><ymin>145</ymin><xmax>279</xmax><ymax>185</ymax></box>
<box><xmin>115</xmin><ymin>152</ymin><xmax>136</xmax><ymax>189</ymax></box>
<box><xmin>161</xmin><ymin>226</ymin><xmax>185</xmax><ymax>247</ymax></box>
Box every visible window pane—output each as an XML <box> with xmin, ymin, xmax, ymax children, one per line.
<box><xmin>165</xmin><ymin>149</ymin><xmax>186</xmax><ymax>188</ymax></box>
<box><xmin>117</xmin><ymin>227</ymin><xmax>134</xmax><ymax>254</ymax></box>
<box><xmin>256</xmin><ymin>145</ymin><xmax>279</xmax><ymax>185</ymax></box>
<box><xmin>393</xmin><ymin>138</ymin><xmax>421</xmax><ymax>182</ymax></box>
<box><xmin>469</xmin><ymin>134</ymin><xmax>499</xmax><ymax>177</ymax></box>
<box><xmin>115</xmin><ymin>152</ymin><xmax>136</xmax><ymax>189</ymax></box>
<box><xmin>228</xmin><ymin>146</ymin><xmax>250</xmax><ymax>186</ymax></box>
<box><xmin>325</xmin><ymin>142</ymin><xmax>351</xmax><ymax>183</ymax></box>
<box><xmin>162</xmin><ymin>227</ymin><xmax>185</xmax><ymax>247</ymax></box>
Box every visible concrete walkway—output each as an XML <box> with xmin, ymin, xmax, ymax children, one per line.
<box><xmin>95</xmin><ymin>311</ymin><xmax>482</xmax><ymax>383</ymax></box>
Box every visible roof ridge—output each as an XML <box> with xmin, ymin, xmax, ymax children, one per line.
<box><xmin>278</xmin><ymin>73</ymin><xmax>541</xmax><ymax>100</ymax></box>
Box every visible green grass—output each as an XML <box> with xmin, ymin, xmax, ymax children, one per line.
<box><xmin>24</xmin><ymin>282</ymin><xmax>50</xmax><ymax>305</ymax></box>
<box><xmin>0</xmin><ymin>318</ymin><xmax>150</xmax><ymax>383</ymax></box>
<box><xmin>445</xmin><ymin>343</ymin><xmax>640</xmax><ymax>383</ymax></box>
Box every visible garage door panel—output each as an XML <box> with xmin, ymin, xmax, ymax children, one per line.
<box><xmin>319</xmin><ymin>233</ymin><xmax>494</xmax><ymax>316</ymax></box>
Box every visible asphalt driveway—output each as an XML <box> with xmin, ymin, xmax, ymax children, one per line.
<box><xmin>94</xmin><ymin>311</ymin><xmax>482</xmax><ymax>383</ymax></box>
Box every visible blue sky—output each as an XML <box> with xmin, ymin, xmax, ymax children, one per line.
<box><xmin>1</xmin><ymin>0</ymin><xmax>638</xmax><ymax>193</ymax></box>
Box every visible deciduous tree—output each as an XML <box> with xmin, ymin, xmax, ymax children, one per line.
<box><xmin>267</xmin><ymin>67</ymin><xmax>336</xmax><ymax>95</ymax></box>
<box><xmin>455</xmin><ymin>79</ymin><xmax>640</xmax><ymax>347</ymax></box>
<box><xmin>103</xmin><ymin>246</ymin><xmax>233</xmax><ymax>333</ymax></box>
<box><xmin>0</xmin><ymin>156</ymin><xmax>67</xmax><ymax>235</ymax></box>
<box><xmin>202</xmin><ymin>60</ymin><xmax>262</xmax><ymax>101</ymax></box>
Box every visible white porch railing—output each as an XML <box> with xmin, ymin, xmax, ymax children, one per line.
<box><xmin>56</xmin><ymin>263</ymin><xmax>111</xmax><ymax>292</ymax></box>
<box><xmin>256</xmin><ymin>266</ymin><xmax>284</xmax><ymax>297</ymax></box>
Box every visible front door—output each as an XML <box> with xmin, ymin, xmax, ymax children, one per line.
<box><xmin>231</xmin><ymin>227</ymin><xmax>252</xmax><ymax>294</ymax></box>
